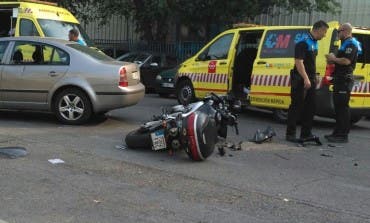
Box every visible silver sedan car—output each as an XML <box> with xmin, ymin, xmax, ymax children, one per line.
<box><xmin>0</xmin><ymin>37</ymin><xmax>145</xmax><ymax>124</ymax></box>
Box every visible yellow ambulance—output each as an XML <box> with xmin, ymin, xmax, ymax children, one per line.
<box><xmin>175</xmin><ymin>21</ymin><xmax>370</xmax><ymax>123</ymax></box>
<box><xmin>0</xmin><ymin>0</ymin><xmax>91</xmax><ymax>45</ymax></box>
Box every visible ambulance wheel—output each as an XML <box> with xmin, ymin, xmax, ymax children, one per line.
<box><xmin>273</xmin><ymin>109</ymin><xmax>288</xmax><ymax>123</ymax></box>
<box><xmin>125</xmin><ymin>130</ymin><xmax>152</xmax><ymax>149</ymax></box>
<box><xmin>177</xmin><ymin>79</ymin><xmax>195</xmax><ymax>105</ymax></box>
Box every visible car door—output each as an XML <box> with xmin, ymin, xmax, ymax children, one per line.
<box><xmin>191</xmin><ymin>32</ymin><xmax>235</xmax><ymax>98</ymax></box>
<box><xmin>1</xmin><ymin>41</ymin><xmax>69</xmax><ymax>110</ymax></box>
<box><xmin>140</xmin><ymin>54</ymin><xmax>163</xmax><ymax>90</ymax></box>
<box><xmin>0</xmin><ymin>41</ymin><xmax>11</xmax><ymax>107</ymax></box>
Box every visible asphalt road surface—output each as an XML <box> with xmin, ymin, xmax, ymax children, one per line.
<box><xmin>1</xmin><ymin>94</ymin><xmax>370</xmax><ymax>223</ymax></box>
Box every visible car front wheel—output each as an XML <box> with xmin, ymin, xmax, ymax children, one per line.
<box><xmin>54</xmin><ymin>88</ymin><xmax>92</xmax><ymax>125</ymax></box>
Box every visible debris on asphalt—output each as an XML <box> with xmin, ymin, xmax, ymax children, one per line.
<box><xmin>283</xmin><ymin>198</ymin><xmax>289</xmax><ymax>202</ymax></box>
<box><xmin>115</xmin><ymin>144</ymin><xmax>127</xmax><ymax>150</ymax></box>
<box><xmin>327</xmin><ymin>144</ymin><xmax>343</xmax><ymax>148</ymax></box>
<box><xmin>320</xmin><ymin>153</ymin><xmax>333</xmax><ymax>158</ymax></box>
<box><xmin>354</xmin><ymin>163</ymin><xmax>358</xmax><ymax>167</ymax></box>
<box><xmin>234</xmin><ymin>141</ymin><xmax>242</xmax><ymax>151</ymax></box>
<box><xmin>93</xmin><ymin>199</ymin><xmax>102</xmax><ymax>204</ymax></box>
<box><xmin>0</xmin><ymin>147</ymin><xmax>28</xmax><ymax>159</ymax></box>
<box><xmin>274</xmin><ymin>153</ymin><xmax>290</xmax><ymax>160</ymax></box>
<box><xmin>225</xmin><ymin>142</ymin><xmax>235</xmax><ymax>150</ymax></box>
<box><xmin>48</xmin><ymin>158</ymin><xmax>65</xmax><ymax>164</ymax></box>
<box><xmin>216</xmin><ymin>141</ymin><xmax>242</xmax><ymax>156</ymax></box>
<box><xmin>296</xmin><ymin>136</ymin><xmax>322</xmax><ymax>147</ymax></box>
<box><xmin>250</xmin><ymin>126</ymin><xmax>276</xmax><ymax>144</ymax></box>
<box><xmin>218</xmin><ymin>146</ymin><xmax>225</xmax><ymax>156</ymax></box>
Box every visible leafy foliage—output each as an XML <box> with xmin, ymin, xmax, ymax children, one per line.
<box><xmin>51</xmin><ymin>0</ymin><xmax>341</xmax><ymax>41</ymax></box>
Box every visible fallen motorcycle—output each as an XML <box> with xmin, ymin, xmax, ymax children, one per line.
<box><xmin>125</xmin><ymin>93</ymin><xmax>239</xmax><ymax>161</ymax></box>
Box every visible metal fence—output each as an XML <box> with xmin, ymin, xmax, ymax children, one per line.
<box><xmin>94</xmin><ymin>39</ymin><xmax>206</xmax><ymax>62</ymax></box>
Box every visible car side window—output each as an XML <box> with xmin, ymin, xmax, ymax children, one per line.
<box><xmin>0</xmin><ymin>41</ymin><xmax>9</xmax><ymax>63</ymax></box>
<box><xmin>51</xmin><ymin>48</ymin><xmax>70</xmax><ymax>65</ymax></box>
<box><xmin>260</xmin><ymin>29</ymin><xmax>309</xmax><ymax>58</ymax></box>
<box><xmin>11</xmin><ymin>42</ymin><xmax>70</xmax><ymax>65</ymax></box>
<box><xmin>11</xmin><ymin>42</ymin><xmax>43</xmax><ymax>65</ymax></box>
<box><xmin>151</xmin><ymin>55</ymin><xmax>161</xmax><ymax>66</ymax></box>
<box><xmin>352</xmin><ymin>34</ymin><xmax>369</xmax><ymax>64</ymax></box>
<box><xmin>20</xmin><ymin>19</ymin><xmax>40</xmax><ymax>36</ymax></box>
<box><xmin>198</xmin><ymin>33</ymin><xmax>234</xmax><ymax>60</ymax></box>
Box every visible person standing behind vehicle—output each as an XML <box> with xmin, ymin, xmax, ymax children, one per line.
<box><xmin>286</xmin><ymin>20</ymin><xmax>329</xmax><ymax>142</ymax></box>
<box><xmin>325</xmin><ymin>23</ymin><xmax>361</xmax><ymax>143</ymax></box>
<box><xmin>68</xmin><ymin>28</ymin><xmax>87</xmax><ymax>46</ymax></box>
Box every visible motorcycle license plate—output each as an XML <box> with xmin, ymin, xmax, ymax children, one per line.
<box><xmin>151</xmin><ymin>129</ymin><xmax>167</xmax><ymax>151</ymax></box>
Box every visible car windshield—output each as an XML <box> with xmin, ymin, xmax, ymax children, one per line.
<box><xmin>38</xmin><ymin>19</ymin><xmax>93</xmax><ymax>46</ymax></box>
<box><xmin>117</xmin><ymin>53</ymin><xmax>150</xmax><ymax>64</ymax></box>
<box><xmin>68</xmin><ymin>44</ymin><xmax>114</xmax><ymax>61</ymax></box>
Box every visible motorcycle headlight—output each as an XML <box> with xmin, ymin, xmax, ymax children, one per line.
<box><xmin>156</xmin><ymin>75</ymin><xmax>162</xmax><ymax>80</ymax></box>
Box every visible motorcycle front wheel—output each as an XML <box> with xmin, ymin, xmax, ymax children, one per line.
<box><xmin>125</xmin><ymin>129</ymin><xmax>152</xmax><ymax>149</ymax></box>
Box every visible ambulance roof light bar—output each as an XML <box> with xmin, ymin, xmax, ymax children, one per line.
<box><xmin>232</xmin><ymin>23</ymin><xmax>263</xmax><ymax>28</ymax></box>
<box><xmin>14</xmin><ymin>0</ymin><xmax>58</xmax><ymax>6</ymax></box>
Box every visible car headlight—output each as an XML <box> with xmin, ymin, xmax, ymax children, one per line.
<box><xmin>156</xmin><ymin>75</ymin><xmax>162</xmax><ymax>80</ymax></box>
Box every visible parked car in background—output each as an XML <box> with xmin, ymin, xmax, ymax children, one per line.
<box><xmin>155</xmin><ymin>67</ymin><xmax>178</xmax><ymax>97</ymax></box>
<box><xmin>116</xmin><ymin>51</ymin><xmax>177</xmax><ymax>92</ymax></box>
<box><xmin>0</xmin><ymin>37</ymin><xmax>144</xmax><ymax>124</ymax></box>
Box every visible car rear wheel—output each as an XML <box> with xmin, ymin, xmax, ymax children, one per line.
<box><xmin>54</xmin><ymin>88</ymin><xmax>92</xmax><ymax>125</ymax></box>
<box><xmin>177</xmin><ymin>79</ymin><xmax>195</xmax><ymax>105</ymax></box>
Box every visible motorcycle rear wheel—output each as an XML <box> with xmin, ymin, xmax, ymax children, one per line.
<box><xmin>125</xmin><ymin>130</ymin><xmax>152</xmax><ymax>149</ymax></box>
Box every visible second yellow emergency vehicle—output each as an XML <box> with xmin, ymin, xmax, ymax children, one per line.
<box><xmin>0</xmin><ymin>0</ymin><xmax>91</xmax><ymax>45</ymax></box>
<box><xmin>175</xmin><ymin>21</ymin><xmax>370</xmax><ymax>123</ymax></box>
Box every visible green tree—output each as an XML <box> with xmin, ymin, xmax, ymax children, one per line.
<box><xmin>172</xmin><ymin>0</ymin><xmax>340</xmax><ymax>40</ymax></box>
<box><xmin>53</xmin><ymin>0</ymin><xmax>341</xmax><ymax>41</ymax></box>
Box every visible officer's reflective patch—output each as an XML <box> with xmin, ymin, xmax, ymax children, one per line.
<box><xmin>345</xmin><ymin>48</ymin><xmax>353</xmax><ymax>54</ymax></box>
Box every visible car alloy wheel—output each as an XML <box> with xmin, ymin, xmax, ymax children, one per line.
<box><xmin>58</xmin><ymin>94</ymin><xmax>85</xmax><ymax>121</ymax></box>
<box><xmin>54</xmin><ymin>88</ymin><xmax>92</xmax><ymax>125</ymax></box>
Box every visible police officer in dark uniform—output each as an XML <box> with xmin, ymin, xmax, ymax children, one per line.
<box><xmin>325</xmin><ymin>23</ymin><xmax>361</xmax><ymax>143</ymax></box>
<box><xmin>286</xmin><ymin>20</ymin><xmax>329</xmax><ymax>142</ymax></box>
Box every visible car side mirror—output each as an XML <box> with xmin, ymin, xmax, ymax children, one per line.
<box><xmin>150</xmin><ymin>62</ymin><xmax>159</xmax><ymax>67</ymax></box>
